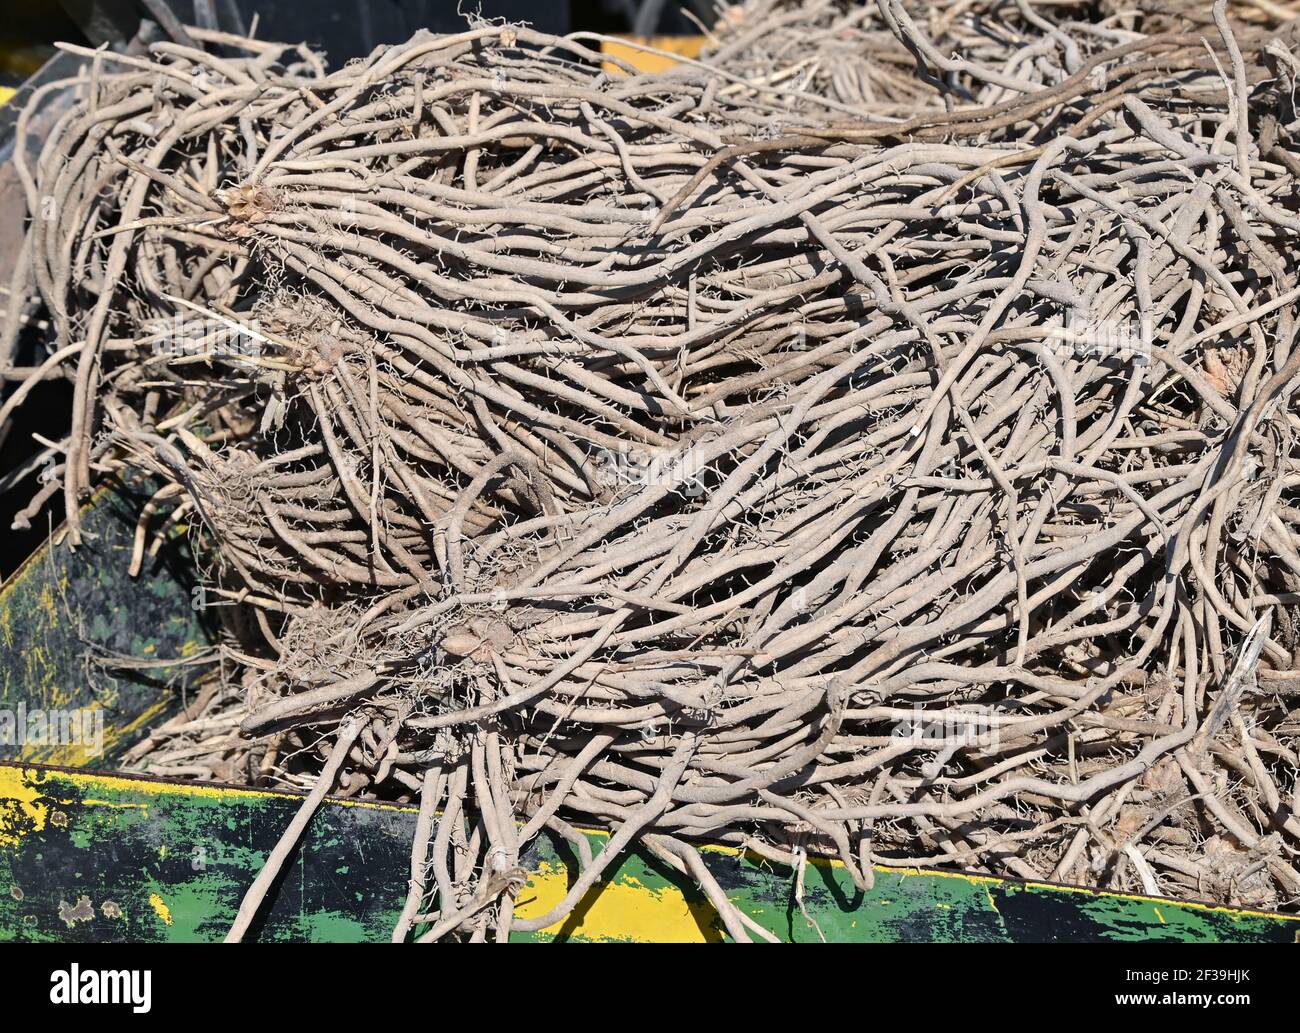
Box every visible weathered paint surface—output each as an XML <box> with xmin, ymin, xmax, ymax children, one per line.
<box><xmin>1</xmin><ymin>763</ymin><xmax>1295</xmax><ymax>943</ymax></box>
<box><xmin>0</xmin><ymin>481</ymin><xmax>212</xmax><ymax>767</ymax></box>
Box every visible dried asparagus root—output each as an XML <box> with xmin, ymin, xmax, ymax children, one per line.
<box><xmin>697</xmin><ymin>0</ymin><xmax>1300</xmax><ymax>119</ymax></box>
<box><xmin>3</xmin><ymin>2</ymin><xmax>1300</xmax><ymax>939</ymax></box>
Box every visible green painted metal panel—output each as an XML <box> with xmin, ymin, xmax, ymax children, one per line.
<box><xmin>1</xmin><ymin>764</ymin><xmax>1295</xmax><ymax>943</ymax></box>
<box><xmin>0</xmin><ymin>479</ymin><xmax>211</xmax><ymax>767</ymax></box>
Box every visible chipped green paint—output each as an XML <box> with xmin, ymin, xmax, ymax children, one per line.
<box><xmin>0</xmin><ymin>480</ymin><xmax>213</xmax><ymax>767</ymax></box>
<box><xmin>1</xmin><ymin>764</ymin><xmax>1295</xmax><ymax>943</ymax></box>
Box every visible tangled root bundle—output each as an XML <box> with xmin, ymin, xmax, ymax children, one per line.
<box><xmin>5</xmin><ymin>2</ymin><xmax>1300</xmax><ymax>938</ymax></box>
<box><xmin>702</xmin><ymin>0</ymin><xmax>1300</xmax><ymax>116</ymax></box>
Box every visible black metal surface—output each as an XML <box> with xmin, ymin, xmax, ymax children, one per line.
<box><xmin>0</xmin><ymin>478</ymin><xmax>216</xmax><ymax>766</ymax></box>
<box><xmin>54</xmin><ymin>0</ymin><xmax>142</xmax><ymax>47</ymax></box>
<box><xmin>91</xmin><ymin>1</ymin><xmax>572</xmax><ymax>62</ymax></box>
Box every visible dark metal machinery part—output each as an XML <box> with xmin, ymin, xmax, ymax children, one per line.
<box><xmin>56</xmin><ymin>1</ymin><xmax>569</xmax><ymax>59</ymax></box>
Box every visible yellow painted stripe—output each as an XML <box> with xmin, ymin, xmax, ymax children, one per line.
<box><xmin>601</xmin><ymin>35</ymin><xmax>706</xmax><ymax>76</ymax></box>
<box><xmin>0</xmin><ymin>765</ymin><xmax>48</xmax><ymax>846</ymax></box>
<box><xmin>516</xmin><ymin>862</ymin><xmax>719</xmax><ymax>942</ymax></box>
<box><xmin>0</xmin><ymin>86</ymin><xmax>15</xmax><ymax>107</ymax></box>
<box><xmin>0</xmin><ymin>762</ymin><xmax>418</xmax><ymax>815</ymax></box>
<box><xmin>148</xmin><ymin>893</ymin><xmax>173</xmax><ymax>925</ymax></box>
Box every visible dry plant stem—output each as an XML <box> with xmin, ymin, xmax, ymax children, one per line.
<box><xmin>224</xmin><ymin>718</ymin><xmax>362</xmax><ymax>943</ymax></box>
<box><xmin>391</xmin><ymin>764</ymin><xmax>443</xmax><ymax>942</ymax></box>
